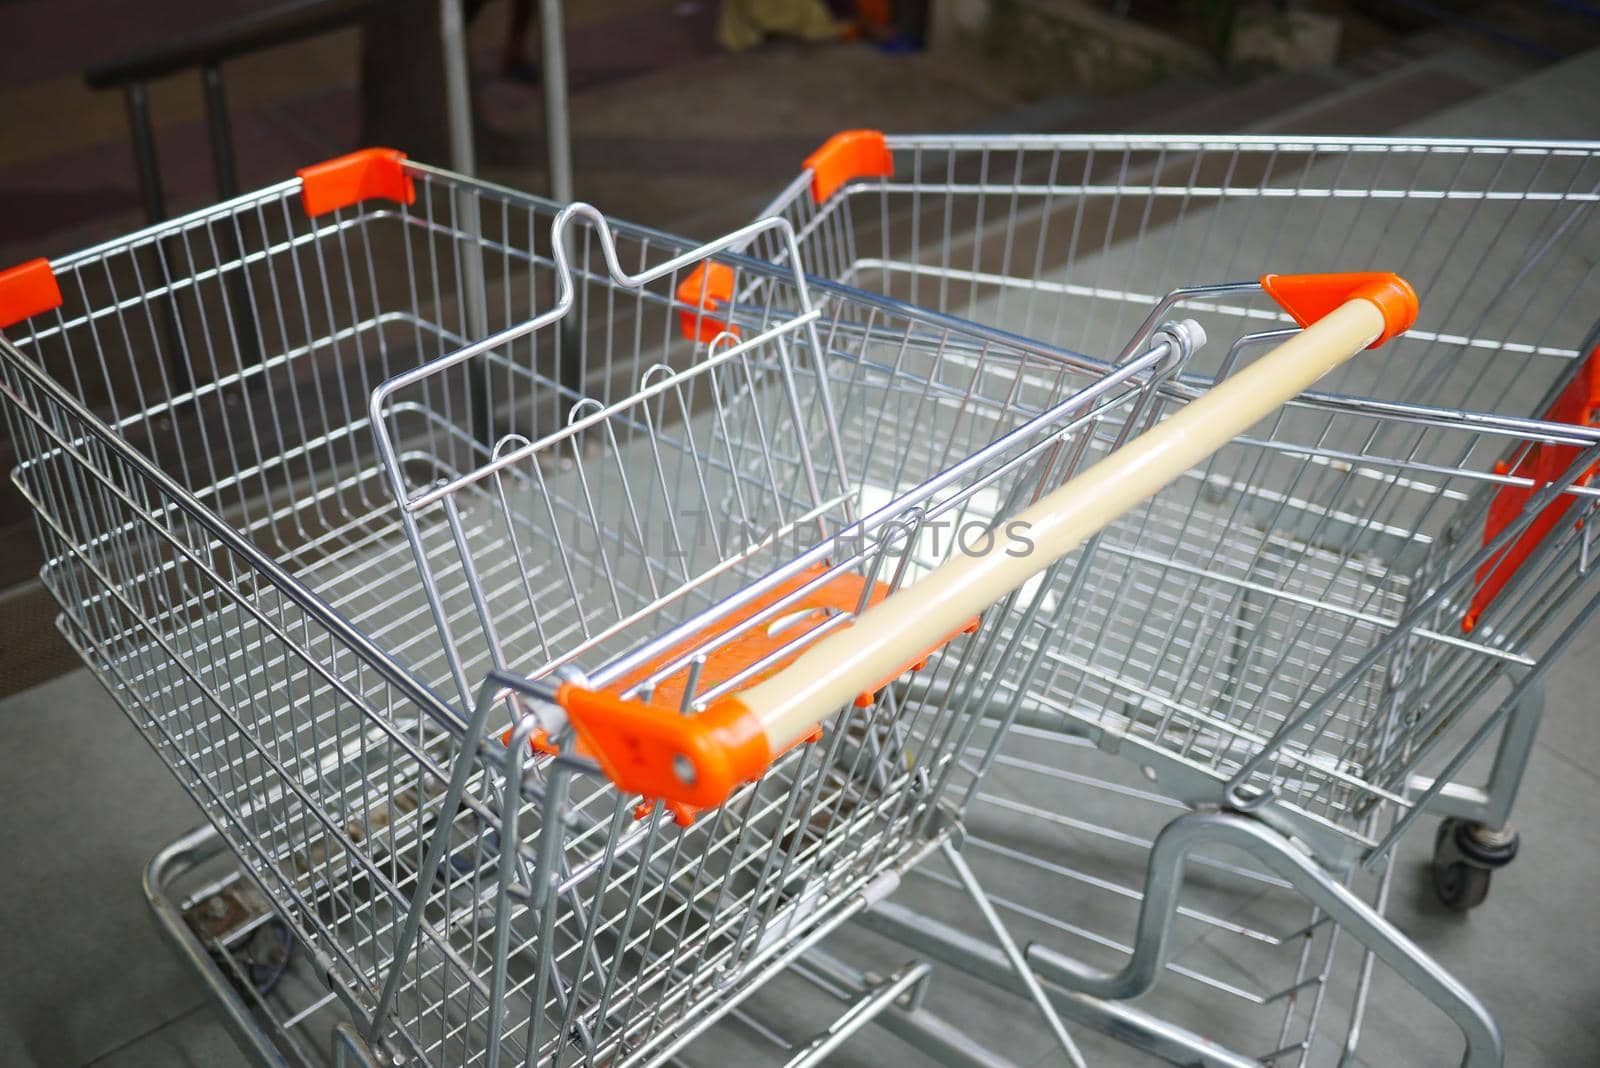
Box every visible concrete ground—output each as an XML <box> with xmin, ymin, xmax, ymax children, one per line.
<box><xmin>2</xmin><ymin>4</ymin><xmax>1600</xmax><ymax>1067</ymax></box>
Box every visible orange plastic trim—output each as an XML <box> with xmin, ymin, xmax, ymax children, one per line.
<box><xmin>1464</xmin><ymin>347</ymin><xmax>1600</xmax><ymax>633</ymax></box>
<box><xmin>559</xmin><ymin>686</ymin><xmax>770</xmax><ymax>809</ymax></box>
<box><xmin>297</xmin><ymin>148</ymin><xmax>415</xmax><ymax>218</ymax></box>
<box><xmin>600</xmin><ymin>563</ymin><xmax>976</xmax><ymax>714</ymax></box>
<box><xmin>559</xmin><ymin>562</ymin><xmax>978</xmax><ymax>809</ymax></box>
<box><xmin>500</xmin><ymin>726</ymin><xmax>561</xmax><ymax>756</ymax></box>
<box><xmin>633</xmin><ymin>798</ymin><xmax>703</xmax><ymax>828</ymax></box>
<box><xmin>0</xmin><ymin>258</ymin><xmax>62</xmax><ymax>330</ymax></box>
<box><xmin>675</xmin><ymin>262</ymin><xmax>738</xmax><ymax>343</ymax></box>
<box><xmin>1260</xmin><ymin>272</ymin><xmax>1419</xmax><ymax>348</ymax></box>
<box><xmin>804</xmin><ymin>130</ymin><xmax>893</xmax><ymax>205</ymax></box>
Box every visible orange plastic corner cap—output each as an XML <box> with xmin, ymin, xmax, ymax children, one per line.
<box><xmin>0</xmin><ymin>258</ymin><xmax>62</xmax><ymax>330</ymax></box>
<box><xmin>297</xmin><ymin>148</ymin><xmax>415</xmax><ymax>218</ymax></box>
<box><xmin>557</xmin><ymin>685</ymin><xmax>771</xmax><ymax>808</ymax></box>
<box><xmin>804</xmin><ymin>130</ymin><xmax>893</xmax><ymax>205</ymax></box>
<box><xmin>634</xmin><ymin>798</ymin><xmax>702</xmax><ymax>828</ymax></box>
<box><xmin>675</xmin><ymin>262</ymin><xmax>738</xmax><ymax>343</ymax></box>
<box><xmin>1260</xmin><ymin>272</ymin><xmax>1419</xmax><ymax>349</ymax></box>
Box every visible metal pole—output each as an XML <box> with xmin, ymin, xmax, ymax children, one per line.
<box><xmin>538</xmin><ymin>0</ymin><xmax>582</xmax><ymax>413</ymax></box>
<box><xmin>200</xmin><ymin>64</ymin><xmax>240</xmax><ymax>199</ymax></box>
<box><xmin>123</xmin><ymin>79</ymin><xmax>192</xmax><ymax>388</ymax></box>
<box><xmin>539</xmin><ymin>0</ymin><xmax>573</xmax><ymax>202</ymax></box>
<box><xmin>439</xmin><ymin>0</ymin><xmax>477</xmax><ymax>176</ymax></box>
<box><xmin>124</xmin><ymin>81</ymin><xmax>167</xmax><ymax>223</ymax></box>
<box><xmin>439</xmin><ymin>0</ymin><xmax>492</xmax><ymax>446</ymax></box>
<box><xmin>941</xmin><ymin>840</ymin><xmax>1088</xmax><ymax>1068</ymax></box>
<box><xmin>200</xmin><ymin>63</ymin><xmax>262</xmax><ymax>370</ymax></box>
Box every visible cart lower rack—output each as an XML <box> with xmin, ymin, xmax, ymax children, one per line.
<box><xmin>144</xmin><ymin>822</ymin><xmax>977</xmax><ymax>1068</ymax></box>
<box><xmin>0</xmin><ymin>152</ymin><xmax>1520</xmax><ymax>1067</ymax></box>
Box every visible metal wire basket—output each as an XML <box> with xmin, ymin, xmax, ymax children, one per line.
<box><xmin>0</xmin><ymin>149</ymin><xmax>1171</xmax><ymax>1065</ymax></box>
<box><xmin>0</xmin><ymin>148</ymin><xmax>1533</xmax><ymax>1068</ymax></box>
<box><xmin>753</xmin><ymin>129</ymin><xmax>1600</xmax><ymax>884</ymax></box>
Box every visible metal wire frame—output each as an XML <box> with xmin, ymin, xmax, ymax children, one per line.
<box><xmin>357</xmin><ymin>232</ymin><xmax>1591</xmax><ymax>1064</ymax></box>
<box><xmin>0</xmin><ymin>161</ymin><xmax>867</xmax><ymax>716</ymax></box>
<box><xmin>0</xmin><ymin>160</ymin><xmax>1183</xmax><ymax>1067</ymax></box>
<box><xmin>863</xmin><ymin>723</ymin><xmax>1499</xmax><ymax>1068</ymax></box>
<box><xmin>366</xmin><ymin>200</ymin><xmax>1192</xmax><ymax>710</ymax></box>
<box><xmin>0</xmin><ymin>152</ymin><xmax>1564</xmax><ymax>1067</ymax></box>
<box><xmin>365</xmin><ymin>205</ymin><xmax>846</xmax><ymax>708</ymax></box>
<box><xmin>754</xmin><ymin>133</ymin><xmax>1600</xmax><ymax>417</ymax></box>
<box><xmin>677</xmin><ymin>276</ymin><xmax>1600</xmax><ymax>869</ymax></box>
<box><xmin>0</xmin><ymin>329</ymin><xmax>478</xmax><ymax>1056</ymax></box>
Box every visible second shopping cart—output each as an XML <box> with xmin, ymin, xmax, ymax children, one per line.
<box><xmin>756</xmin><ymin>130</ymin><xmax>1600</xmax><ymax>900</ymax></box>
<box><xmin>727</xmin><ymin>129</ymin><xmax>1600</xmax><ymax>1064</ymax></box>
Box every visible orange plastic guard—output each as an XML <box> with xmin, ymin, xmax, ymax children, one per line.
<box><xmin>0</xmin><ymin>258</ymin><xmax>62</xmax><ymax>330</ymax></box>
<box><xmin>1261</xmin><ymin>272</ymin><xmax>1419</xmax><ymax>348</ymax></box>
<box><xmin>675</xmin><ymin>262</ymin><xmax>738</xmax><ymax>343</ymax></box>
<box><xmin>558</xmin><ymin>563</ymin><xmax>978</xmax><ymax>814</ymax></box>
<box><xmin>297</xmin><ymin>148</ymin><xmax>415</xmax><ymax>218</ymax></box>
<box><xmin>804</xmin><ymin>130</ymin><xmax>893</xmax><ymax>205</ymax></box>
<box><xmin>1464</xmin><ymin>348</ymin><xmax>1600</xmax><ymax>633</ymax></box>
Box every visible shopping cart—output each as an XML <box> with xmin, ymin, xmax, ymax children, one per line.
<box><xmin>754</xmin><ymin>130</ymin><xmax>1600</xmax><ymax>907</ymax></box>
<box><xmin>0</xmin><ymin>152</ymin><xmax>1030</xmax><ymax>1066</ymax></box>
<box><xmin>0</xmin><ymin>150</ymin><xmax>1507</xmax><ymax>1066</ymax></box>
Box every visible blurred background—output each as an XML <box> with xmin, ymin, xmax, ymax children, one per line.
<box><xmin>8</xmin><ymin>0</ymin><xmax>1600</xmax><ymax>258</ymax></box>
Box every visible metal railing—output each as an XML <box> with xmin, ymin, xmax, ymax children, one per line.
<box><xmin>84</xmin><ymin>0</ymin><xmax>387</xmax><ymax>223</ymax></box>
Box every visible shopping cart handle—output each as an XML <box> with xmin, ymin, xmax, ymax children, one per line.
<box><xmin>558</xmin><ymin>273</ymin><xmax>1419</xmax><ymax>809</ymax></box>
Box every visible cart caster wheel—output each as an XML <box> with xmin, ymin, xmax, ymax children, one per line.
<box><xmin>1431</xmin><ymin>853</ymin><xmax>1492</xmax><ymax>911</ymax></box>
<box><xmin>1431</xmin><ymin>818</ymin><xmax>1517</xmax><ymax>912</ymax></box>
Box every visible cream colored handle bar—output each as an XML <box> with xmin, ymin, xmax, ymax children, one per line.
<box><xmin>557</xmin><ymin>277</ymin><xmax>1417</xmax><ymax>808</ymax></box>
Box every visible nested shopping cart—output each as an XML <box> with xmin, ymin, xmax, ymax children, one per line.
<box><xmin>755</xmin><ymin>130</ymin><xmax>1600</xmax><ymax>908</ymax></box>
<box><xmin>736</xmin><ymin>131</ymin><xmax>1600</xmax><ymax>1063</ymax></box>
<box><xmin>0</xmin><ymin>149</ymin><xmax>1514</xmax><ymax>1067</ymax></box>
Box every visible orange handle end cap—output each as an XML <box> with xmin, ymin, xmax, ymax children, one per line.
<box><xmin>804</xmin><ymin>130</ymin><xmax>893</xmax><ymax>205</ymax></box>
<box><xmin>675</xmin><ymin>262</ymin><xmax>739</xmax><ymax>343</ymax></box>
<box><xmin>0</xmin><ymin>258</ymin><xmax>62</xmax><ymax>330</ymax></box>
<box><xmin>1260</xmin><ymin>272</ymin><xmax>1419</xmax><ymax>349</ymax></box>
<box><xmin>298</xmin><ymin>148</ymin><xmax>415</xmax><ymax>218</ymax></box>
<box><xmin>1352</xmin><ymin>274</ymin><xmax>1419</xmax><ymax>347</ymax></box>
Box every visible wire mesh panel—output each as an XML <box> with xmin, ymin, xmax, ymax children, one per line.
<box><xmin>886</xmin><ymin>371</ymin><xmax>1600</xmax><ymax>867</ymax></box>
<box><xmin>758</xmin><ymin>134</ymin><xmax>1600</xmax><ymax>416</ymax></box>
<box><xmin>0</xmin><ymin>334</ymin><xmax>474</xmax><ymax>1048</ymax></box>
<box><xmin>354</xmin><ymin>206</ymin><xmax>1194</xmax><ymax>1064</ymax></box>
<box><xmin>753</xmin><ymin>132</ymin><xmax>1600</xmax><ymax>861</ymax></box>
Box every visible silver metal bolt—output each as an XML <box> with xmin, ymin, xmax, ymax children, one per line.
<box><xmin>672</xmin><ymin>753</ymin><xmax>697</xmax><ymax>785</ymax></box>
